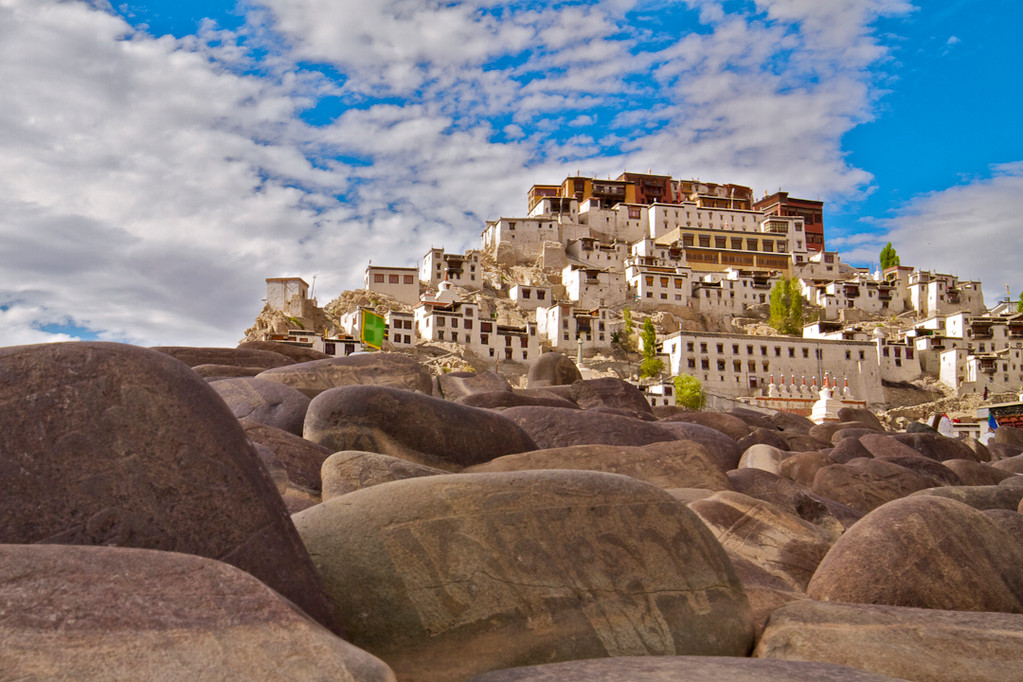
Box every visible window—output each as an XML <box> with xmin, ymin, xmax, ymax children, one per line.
<box><xmin>522</xmin><ymin>289</ymin><xmax>531</xmax><ymax>299</ymax></box>
<box><xmin>438</xmin><ymin>331</ymin><xmax>444</xmax><ymax>341</ymax></box>
<box><xmin>803</xmin><ymin>348</ymin><xmax>809</xmax><ymax>358</ymax></box>
<box><xmin>481</xmin><ymin>334</ymin><xmax>489</xmax><ymax>344</ymax></box>
<box><xmin>505</xmin><ymin>336</ymin><xmax>512</xmax><ymax>347</ymax></box>
<box><xmin>387</xmin><ymin>274</ymin><xmax>398</xmax><ymax>284</ymax></box>
<box><xmin>660</xmin><ymin>277</ymin><xmax>669</xmax><ymax>287</ymax></box>
<box><xmin>731</xmin><ymin>238</ymin><xmax>743</xmax><ymax>249</ymax></box>
<box><xmin>481</xmin><ymin>322</ymin><xmax>492</xmax><ymax>333</ymax></box>
<box><xmin>537</xmin><ymin>290</ymin><xmax>546</xmax><ymax>300</ymax></box>
<box><xmin>717</xmin><ymin>359</ymin><xmax>726</xmax><ymax>371</ymax></box>
<box><xmin>699</xmin><ymin>235</ymin><xmax>711</xmax><ymax>248</ymax></box>
<box><xmin>374</xmin><ymin>274</ymin><xmax>385</xmax><ymax>283</ymax></box>
<box><xmin>404</xmin><ymin>275</ymin><xmax>414</xmax><ymax>284</ymax></box>
<box><xmin>859</xmin><ymin>351</ymin><xmax>865</xmax><ymax>360</ymax></box>
<box><xmin>701</xmin><ymin>359</ymin><xmax>710</xmax><ymax>370</ymax></box>
<box><xmin>733</xmin><ymin>361</ymin><xmax>741</xmax><ymax>371</ymax></box>
<box><xmin>748</xmin><ymin>360</ymin><xmax>756</xmax><ymax>371</ymax></box>
<box><xmin>687</xmin><ymin>342</ymin><xmax>695</xmax><ymax>352</ymax></box>
<box><xmin>747</xmin><ymin>345</ymin><xmax>754</xmax><ymax>355</ymax></box>
<box><xmin>688</xmin><ymin>358</ymin><xmax>696</xmax><ymax>369</ymax></box>
<box><xmin>451</xmin><ymin>332</ymin><xmax>458</xmax><ymax>342</ymax></box>
<box><xmin>701</xmin><ymin>343</ymin><xmax>708</xmax><ymax>353</ymax></box>
<box><xmin>761</xmin><ymin>346</ymin><xmax>768</xmax><ymax>356</ymax></box>
<box><xmin>733</xmin><ymin>344</ymin><xmax>740</xmax><ymax>354</ymax></box>
<box><xmin>437</xmin><ymin>317</ymin><xmax>445</xmax><ymax>327</ymax></box>
<box><xmin>464</xmin><ymin>319</ymin><xmax>472</xmax><ymax>329</ymax></box>
<box><xmin>715</xmin><ymin>237</ymin><xmax>726</xmax><ymax>248</ymax></box>
<box><xmin>717</xmin><ymin>344</ymin><xmax>724</xmax><ymax>353</ymax></box>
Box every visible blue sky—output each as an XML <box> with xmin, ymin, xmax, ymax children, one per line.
<box><xmin>1</xmin><ymin>0</ymin><xmax>1021</xmax><ymax>346</ymax></box>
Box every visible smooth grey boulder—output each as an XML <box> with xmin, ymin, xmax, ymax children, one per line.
<box><xmin>211</xmin><ymin>377</ymin><xmax>311</xmax><ymax>435</ymax></box>
<box><xmin>258</xmin><ymin>352</ymin><xmax>432</xmax><ymax>398</ymax></box>
<box><xmin>467</xmin><ymin>656</ymin><xmax>899</xmax><ymax>681</ymax></box>
<box><xmin>321</xmin><ymin>451</ymin><xmax>447</xmax><ymax>500</ymax></box>
<box><xmin>500</xmin><ymin>405</ymin><xmax>678</xmax><ymax>450</ymax></box>
<box><xmin>465</xmin><ymin>440</ymin><xmax>734</xmax><ymax>491</ymax></box>
<box><xmin>755</xmin><ymin>600</ymin><xmax>1023</xmax><ymax>682</ymax></box>
<box><xmin>294</xmin><ymin>471</ymin><xmax>754</xmax><ymax>682</ymax></box>
<box><xmin>0</xmin><ymin>342</ymin><xmax>338</xmax><ymax>634</ymax></box>
<box><xmin>807</xmin><ymin>495</ymin><xmax>1023</xmax><ymax>612</ymax></box>
<box><xmin>0</xmin><ymin>544</ymin><xmax>393</xmax><ymax>681</ymax></box>
<box><xmin>304</xmin><ymin>385</ymin><xmax>537</xmax><ymax>470</ymax></box>
<box><xmin>526</xmin><ymin>351</ymin><xmax>582</xmax><ymax>388</ymax></box>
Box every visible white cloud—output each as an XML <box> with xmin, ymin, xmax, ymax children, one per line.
<box><xmin>1</xmin><ymin>0</ymin><xmax>932</xmax><ymax>347</ymax></box>
<box><xmin>875</xmin><ymin>162</ymin><xmax>1023</xmax><ymax>306</ymax></box>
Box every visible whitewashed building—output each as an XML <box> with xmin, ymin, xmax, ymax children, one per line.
<box><xmin>364</xmin><ymin>265</ymin><xmax>419</xmax><ymax>305</ymax></box>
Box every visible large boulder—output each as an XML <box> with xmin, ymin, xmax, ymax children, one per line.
<box><xmin>737</xmin><ymin>444</ymin><xmax>790</xmax><ymax>475</ymax></box>
<box><xmin>304</xmin><ymin>385</ymin><xmax>537</xmax><ymax>470</ymax></box>
<box><xmin>993</xmin><ymin>424</ymin><xmax>1023</xmax><ymax>448</ymax></box>
<box><xmin>467</xmin><ymin>656</ymin><xmax>899</xmax><ymax>681</ymax></box>
<box><xmin>210</xmin><ymin>377</ymin><xmax>311</xmax><ymax>435</ymax></box>
<box><xmin>570</xmin><ymin>377</ymin><xmax>653</xmax><ymax>415</ymax></box>
<box><xmin>456</xmin><ymin>389</ymin><xmax>579</xmax><ymax>410</ymax></box>
<box><xmin>0</xmin><ymin>342</ymin><xmax>338</xmax><ymax>633</ymax></box>
<box><xmin>755</xmin><ymin>600</ymin><xmax>1023</xmax><ymax>682</ymax></box>
<box><xmin>943</xmin><ymin>458</ymin><xmax>1015</xmax><ymax>486</ymax></box>
<box><xmin>827</xmin><ymin>437</ymin><xmax>874</xmax><ymax>464</ymax></box>
<box><xmin>465</xmin><ymin>440</ymin><xmax>733</xmax><ymax>491</ymax></box>
<box><xmin>257</xmin><ymin>352</ymin><xmax>432</xmax><ymax>398</ymax></box>
<box><xmin>809</xmin><ymin>421</ymin><xmax>878</xmax><ymax>444</ymax></box>
<box><xmin>736</xmin><ymin>427</ymin><xmax>791</xmax><ymax>453</ymax></box>
<box><xmin>890</xmin><ymin>432</ymin><xmax>980</xmax><ymax>462</ymax></box>
<box><xmin>910</xmin><ymin>484</ymin><xmax>1023</xmax><ymax>512</ymax></box>
<box><xmin>873</xmin><ymin>453</ymin><xmax>961</xmax><ymax>487</ymax></box>
<box><xmin>728</xmin><ymin>468</ymin><xmax>862</xmax><ymax>533</ymax></box>
<box><xmin>526</xmin><ymin>351</ymin><xmax>582</xmax><ymax>388</ymax></box>
<box><xmin>810</xmin><ymin>458</ymin><xmax>938</xmax><ymax>514</ymax></box>
<box><xmin>778</xmin><ymin>451</ymin><xmax>832</xmax><ymax>488</ymax></box>
<box><xmin>151</xmin><ymin>345</ymin><xmax>293</xmax><ymax>370</ymax></box>
<box><xmin>237</xmin><ymin>339</ymin><xmax>331</xmax><ymax>363</ymax></box>
<box><xmin>240</xmin><ymin>420</ymin><xmax>333</xmax><ymax>495</ymax></box>
<box><xmin>434</xmin><ymin>370</ymin><xmax>511</xmax><ymax>402</ymax></box>
<box><xmin>293</xmin><ymin>471</ymin><xmax>755</xmax><ymax>681</ymax></box>
<box><xmin>807</xmin><ymin>495</ymin><xmax>1023</xmax><ymax>612</ymax></box>
<box><xmin>770</xmin><ymin>411</ymin><xmax>815</xmax><ymax>434</ymax></box>
<box><xmin>500</xmin><ymin>406</ymin><xmax>678</xmax><ymax>450</ymax></box>
<box><xmin>837</xmin><ymin>406</ymin><xmax>885</xmax><ymax>431</ymax></box>
<box><xmin>0</xmin><ymin>544</ymin><xmax>392</xmax><ymax>681</ymax></box>
<box><xmin>321</xmin><ymin>451</ymin><xmax>447</xmax><ymax>500</ymax></box>
<box><xmin>660</xmin><ymin>411</ymin><xmax>752</xmax><ymax>440</ymax></box>
<box><xmin>992</xmin><ymin>453</ymin><xmax>1023</xmax><ymax>473</ymax></box>
<box><xmin>655</xmin><ymin>421</ymin><xmax>743</xmax><ymax>472</ymax></box>
<box><xmin>688</xmin><ymin>491</ymin><xmax>835</xmax><ymax>591</ymax></box>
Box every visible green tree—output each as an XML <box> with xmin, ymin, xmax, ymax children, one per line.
<box><xmin>1018</xmin><ymin>292</ymin><xmax>1023</xmax><ymax>313</ymax></box>
<box><xmin>673</xmin><ymin>374</ymin><xmax>705</xmax><ymax>410</ymax></box>
<box><xmin>769</xmin><ymin>277</ymin><xmax>803</xmax><ymax>335</ymax></box>
<box><xmin>639</xmin><ymin>317</ymin><xmax>665</xmax><ymax>378</ymax></box>
<box><xmin>879</xmin><ymin>241</ymin><xmax>900</xmax><ymax>270</ymax></box>
<box><xmin>617</xmin><ymin>307</ymin><xmax>634</xmax><ymax>351</ymax></box>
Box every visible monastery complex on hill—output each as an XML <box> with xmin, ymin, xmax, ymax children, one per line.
<box><xmin>249</xmin><ymin>171</ymin><xmax>1021</xmax><ymax>413</ymax></box>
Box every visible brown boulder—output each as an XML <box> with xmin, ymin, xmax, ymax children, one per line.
<box><xmin>992</xmin><ymin>453</ymin><xmax>1023</xmax><ymax>473</ymax></box>
<box><xmin>0</xmin><ymin>342</ymin><xmax>337</xmax><ymax>633</ymax></box>
<box><xmin>778</xmin><ymin>451</ymin><xmax>832</xmax><ymax>488</ymax></box>
<box><xmin>0</xmin><ymin>544</ymin><xmax>393</xmax><ymax>681</ymax></box>
<box><xmin>736</xmin><ymin>426</ymin><xmax>791</xmax><ymax>453</ymax></box>
<box><xmin>194</xmin><ymin>364</ymin><xmax>265</xmax><ymax>378</ymax></box>
<box><xmin>434</xmin><ymin>370</ymin><xmax>511</xmax><ymax>401</ymax></box>
<box><xmin>656</xmin><ymin>421</ymin><xmax>743</xmax><ymax>471</ymax></box>
<box><xmin>827</xmin><ymin>436</ymin><xmax>874</xmax><ymax>464</ymax></box>
<box><xmin>258</xmin><ymin>352</ymin><xmax>432</xmax><ymax>398</ymax></box>
<box><xmin>321</xmin><ymin>451</ymin><xmax>447</xmax><ymax>500</ymax></box>
<box><xmin>570</xmin><ymin>377</ymin><xmax>653</xmax><ymax>415</ymax></box>
<box><xmin>467</xmin><ymin>656</ymin><xmax>898</xmax><ymax>681</ymax></box>
<box><xmin>689</xmin><ymin>491</ymin><xmax>835</xmax><ymax>590</ymax></box>
<box><xmin>151</xmin><ymin>345</ymin><xmax>293</xmax><ymax>369</ymax></box>
<box><xmin>993</xmin><ymin>424</ymin><xmax>1023</xmax><ymax>448</ymax></box>
<box><xmin>526</xmin><ymin>351</ymin><xmax>582</xmax><ymax>388</ymax></box>
<box><xmin>294</xmin><ymin>471</ymin><xmax>754</xmax><ymax>681</ymax></box>
<box><xmin>727</xmin><ymin>407</ymin><xmax>779</xmax><ymax>431</ymax></box>
<box><xmin>874</xmin><ymin>454</ymin><xmax>961</xmax><ymax>487</ymax></box>
<box><xmin>910</xmin><ymin>484</ymin><xmax>1023</xmax><ymax>511</ymax></box>
<box><xmin>728</xmin><ymin>468</ymin><xmax>860</xmax><ymax>534</ymax></box>
<box><xmin>890</xmin><ymin>432</ymin><xmax>980</xmax><ymax>462</ymax></box>
<box><xmin>659</xmin><ymin>411</ymin><xmax>752</xmax><ymax>440</ymax></box>
<box><xmin>943</xmin><ymin>458</ymin><xmax>1016</xmax><ymax>486</ymax></box>
<box><xmin>809</xmin><ymin>421</ymin><xmax>879</xmax><ymax>443</ymax></box>
<box><xmin>466</xmin><ymin>440</ymin><xmax>733</xmax><ymax>491</ymax></box>
<box><xmin>807</xmin><ymin>495</ymin><xmax>1023</xmax><ymax>612</ymax></box>
<box><xmin>237</xmin><ymin>339</ymin><xmax>331</xmax><ymax>363</ymax></box>
<box><xmin>500</xmin><ymin>405</ymin><xmax>678</xmax><ymax>450</ymax></box>
<box><xmin>737</xmin><ymin>443</ymin><xmax>791</xmax><ymax>474</ymax></box>
<box><xmin>211</xmin><ymin>377</ymin><xmax>311</xmax><ymax>435</ymax></box>
<box><xmin>304</xmin><ymin>385</ymin><xmax>537</xmax><ymax>470</ymax></box>
<box><xmin>756</xmin><ymin>600</ymin><xmax>1023</xmax><ymax>682</ymax></box>
<box><xmin>241</xmin><ymin>419</ymin><xmax>333</xmax><ymax>495</ymax></box>
<box><xmin>837</xmin><ymin>406</ymin><xmax>885</xmax><ymax>431</ymax></box>
<box><xmin>810</xmin><ymin>458</ymin><xmax>937</xmax><ymax>514</ymax></box>
<box><xmin>456</xmin><ymin>389</ymin><xmax>578</xmax><ymax>410</ymax></box>
<box><xmin>770</xmin><ymin>410</ymin><xmax>816</xmax><ymax>433</ymax></box>
<box><xmin>989</xmin><ymin>442</ymin><xmax>1023</xmax><ymax>461</ymax></box>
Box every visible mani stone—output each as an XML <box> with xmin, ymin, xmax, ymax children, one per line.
<box><xmin>434</xmin><ymin>370</ymin><xmax>511</xmax><ymax>401</ymax></box>
<box><xmin>755</xmin><ymin>600</ymin><xmax>1023</xmax><ymax>682</ymax></box>
<box><xmin>240</xmin><ymin>420</ymin><xmax>333</xmax><ymax>495</ymax></box>
<box><xmin>570</xmin><ymin>377</ymin><xmax>653</xmax><ymax>415</ymax></box>
<box><xmin>321</xmin><ymin>451</ymin><xmax>447</xmax><ymax>501</ymax></box>
<box><xmin>910</xmin><ymin>484</ymin><xmax>1023</xmax><ymax>512</ymax></box>
<box><xmin>304</xmin><ymin>385</ymin><xmax>537</xmax><ymax>470</ymax></box>
<box><xmin>237</xmin><ymin>339</ymin><xmax>332</xmax><ymax>363</ymax></box>
<box><xmin>810</xmin><ymin>458</ymin><xmax>937</xmax><ymax>514</ymax></box>
<box><xmin>655</xmin><ymin>421</ymin><xmax>743</xmax><ymax>472</ymax></box>
<box><xmin>465</xmin><ymin>440</ymin><xmax>734</xmax><ymax>491</ymax></box>
<box><xmin>728</xmin><ymin>468</ymin><xmax>861</xmax><ymax>533</ymax></box>
<box><xmin>943</xmin><ymin>458</ymin><xmax>1016</xmax><ymax>486</ymax></box>
<box><xmin>778</xmin><ymin>450</ymin><xmax>832</xmax><ymax>488</ymax></box>
<box><xmin>293</xmin><ymin>470</ymin><xmax>755</xmax><ymax>682</ymax></box>
<box><xmin>466</xmin><ymin>656</ymin><xmax>900</xmax><ymax>682</ymax></box>
<box><xmin>210</xmin><ymin>376</ymin><xmax>311</xmax><ymax>435</ymax></box>
<box><xmin>457</xmin><ymin>388</ymin><xmax>579</xmax><ymax>410</ymax></box>
<box><xmin>688</xmin><ymin>491</ymin><xmax>835</xmax><ymax>591</ymax></box>
<box><xmin>837</xmin><ymin>406</ymin><xmax>885</xmax><ymax>431</ymax></box>
<box><xmin>807</xmin><ymin>495</ymin><xmax>1023</xmax><ymax>612</ymax></box>
<box><xmin>0</xmin><ymin>342</ymin><xmax>338</xmax><ymax>634</ymax></box>
<box><xmin>257</xmin><ymin>352</ymin><xmax>433</xmax><ymax>398</ymax></box>
<box><xmin>526</xmin><ymin>351</ymin><xmax>583</xmax><ymax>388</ymax></box>
<box><xmin>500</xmin><ymin>405</ymin><xmax>678</xmax><ymax>450</ymax></box>
<box><xmin>0</xmin><ymin>544</ymin><xmax>394</xmax><ymax>682</ymax></box>
<box><xmin>736</xmin><ymin>427</ymin><xmax>790</xmax><ymax>453</ymax></box>
<box><xmin>663</xmin><ymin>411</ymin><xmax>753</xmax><ymax>440</ymax></box>
<box><xmin>737</xmin><ymin>444</ymin><xmax>790</xmax><ymax>475</ymax></box>
<box><xmin>890</xmin><ymin>432</ymin><xmax>980</xmax><ymax>462</ymax></box>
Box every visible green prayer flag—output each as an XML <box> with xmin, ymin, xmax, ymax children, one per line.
<box><xmin>361</xmin><ymin>309</ymin><xmax>387</xmax><ymax>350</ymax></box>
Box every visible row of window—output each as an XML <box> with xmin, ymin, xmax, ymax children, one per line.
<box><xmin>682</xmin><ymin>340</ymin><xmax>836</xmax><ymax>360</ymax></box>
<box><xmin>373</xmin><ymin>274</ymin><xmax>415</xmax><ymax>284</ymax></box>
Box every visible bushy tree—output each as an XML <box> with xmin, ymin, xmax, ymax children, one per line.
<box><xmin>639</xmin><ymin>317</ymin><xmax>665</xmax><ymax>378</ymax></box>
<box><xmin>1018</xmin><ymin>292</ymin><xmax>1023</xmax><ymax>313</ymax></box>
<box><xmin>673</xmin><ymin>375</ymin><xmax>705</xmax><ymax>410</ymax></box>
<box><xmin>616</xmin><ymin>307</ymin><xmax>634</xmax><ymax>351</ymax></box>
<box><xmin>769</xmin><ymin>277</ymin><xmax>803</xmax><ymax>335</ymax></box>
<box><xmin>879</xmin><ymin>241</ymin><xmax>900</xmax><ymax>270</ymax></box>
